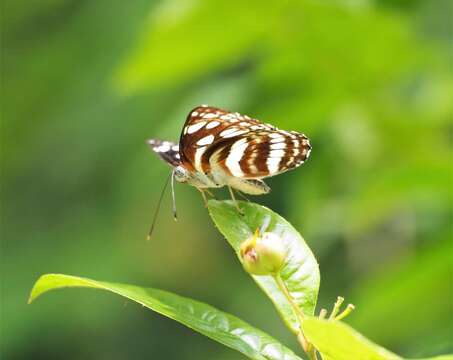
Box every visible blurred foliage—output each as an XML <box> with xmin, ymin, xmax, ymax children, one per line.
<box><xmin>1</xmin><ymin>0</ymin><xmax>451</xmax><ymax>359</ymax></box>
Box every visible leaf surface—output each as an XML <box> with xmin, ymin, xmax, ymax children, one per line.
<box><xmin>302</xmin><ymin>317</ymin><xmax>401</xmax><ymax>360</ymax></box>
<box><xmin>208</xmin><ymin>200</ymin><xmax>320</xmax><ymax>333</ymax></box>
<box><xmin>302</xmin><ymin>318</ymin><xmax>452</xmax><ymax>360</ymax></box>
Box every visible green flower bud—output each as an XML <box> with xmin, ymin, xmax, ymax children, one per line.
<box><xmin>240</xmin><ymin>230</ymin><xmax>287</xmax><ymax>275</ymax></box>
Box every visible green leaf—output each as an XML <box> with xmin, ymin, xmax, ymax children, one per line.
<box><xmin>208</xmin><ymin>200</ymin><xmax>320</xmax><ymax>333</ymax></box>
<box><xmin>301</xmin><ymin>317</ymin><xmax>401</xmax><ymax>360</ymax></box>
<box><xmin>29</xmin><ymin>274</ymin><xmax>303</xmax><ymax>360</ymax></box>
<box><xmin>301</xmin><ymin>318</ymin><xmax>452</xmax><ymax>360</ymax></box>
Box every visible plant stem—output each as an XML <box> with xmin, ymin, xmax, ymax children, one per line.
<box><xmin>274</xmin><ymin>274</ymin><xmax>305</xmax><ymax>324</ymax></box>
<box><xmin>273</xmin><ymin>274</ymin><xmax>319</xmax><ymax>360</ymax></box>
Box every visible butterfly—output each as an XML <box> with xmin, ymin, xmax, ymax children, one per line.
<box><xmin>147</xmin><ymin>105</ymin><xmax>311</xmax><ymax>233</ymax></box>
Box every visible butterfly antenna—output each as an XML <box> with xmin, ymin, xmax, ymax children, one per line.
<box><xmin>147</xmin><ymin>172</ymin><xmax>172</xmax><ymax>240</ymax></box>
<box><xmin>171</xmin><ymin>168</ymin><xmax>178</xmax><ymax>221</ymax></box>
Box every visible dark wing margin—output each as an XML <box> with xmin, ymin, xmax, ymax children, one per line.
<box><xmin>147</xmin><ymin>139</ymin><xmax>181</xmax><ymax>168</ymax></box>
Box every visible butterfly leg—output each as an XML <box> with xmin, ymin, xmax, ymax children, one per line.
<box><xmin>235</xmin><ymin>190</ymin><xmax>250</xmax><ymax>202</ymax></box>
<box><xmin>204</xmin><ymin>189</ymin><xmax>217</xmax><ymax>200</ymax></box>
<box><xmin>228</xmin><ymin>186</ymin><xmax>244</xmax><ymax>214</ymax></box>
<box><xmin>197</xmin><ymin>188</ymin><xmax>209</xmax><ymax>207</ymax></box>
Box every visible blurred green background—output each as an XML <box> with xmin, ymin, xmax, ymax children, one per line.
<box><xmin>1</xmin><ymin>0</ymin><xmax>452</xmax><ymax>359</ymax></box>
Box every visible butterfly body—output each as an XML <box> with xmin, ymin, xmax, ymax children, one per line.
<box><xmin>148</xmin><ymin>105</ymin><xmax>311</xmax><ymax>196</ymax></box>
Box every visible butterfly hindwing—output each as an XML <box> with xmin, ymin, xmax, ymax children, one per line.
<box><xmin>215</xmin><ymin>130</ymin><xmax>310</xmax><ymax>179</ymax></box>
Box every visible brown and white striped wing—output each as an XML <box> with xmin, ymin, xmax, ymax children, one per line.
<box><xmin>179</xmin><ymin>106</ymin><xmax>311</xmax><ymax>179</ymax></box>
<box><xmin>213</xmin><ymin>129</ymin><xmax>311</xmax><ymax>179</ymax></box>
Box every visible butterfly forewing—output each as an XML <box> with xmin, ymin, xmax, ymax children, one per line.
<box><xmin>179</xmin><ymin>106</ymin><xmax>311</xmax><ymax>179</ymax></box>
<box><xmin>147</xmin><ymin>139</ymin><xmax>181</xmax><ymax>167</ymax></box>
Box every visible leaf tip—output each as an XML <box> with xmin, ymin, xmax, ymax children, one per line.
<box><xmin>28</xmin><ymin>274</ymin><xmax>47</xmax><ymax>304</ymax></box>
<box><xmin>27</xmin><ymin>273</ymin><xmax>66</xmax><ymax>305</ymax></box>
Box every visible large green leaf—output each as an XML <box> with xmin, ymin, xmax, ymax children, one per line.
<box><xmin>302</xmin><ymin>318</ymin><xmax>452</xmax><ymax>360</ymax></box>
<box><xmin>208</xmin><ymin>200</ymin><xmax>320</xmax><ymax>333</ymax></box>
<box><xmin>302</xmin><ymin>318</ymin><xmax>401</xmax><ymax>360</ymax></box>
<box><xmin>29</xmin><ymin>274</ymin><xmax>303</xmax><ymax>360</ymax></box>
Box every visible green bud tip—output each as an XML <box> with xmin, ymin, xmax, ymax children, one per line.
<box><xmin>240</xmin><ymin>230</ymin><xmax>287</xmax><ymax>276</ymax></box>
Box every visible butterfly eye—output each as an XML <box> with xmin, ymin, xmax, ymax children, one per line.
<box><xmin>174</xmin><ymin>166</ymin><xmax>189</xmax><ymax>183</ymax></box>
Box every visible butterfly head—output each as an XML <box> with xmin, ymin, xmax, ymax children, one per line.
<box><xmin>173</xmin><ymin>165</ymin><xmax>190</xmax><ymax>183</ymax></box>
